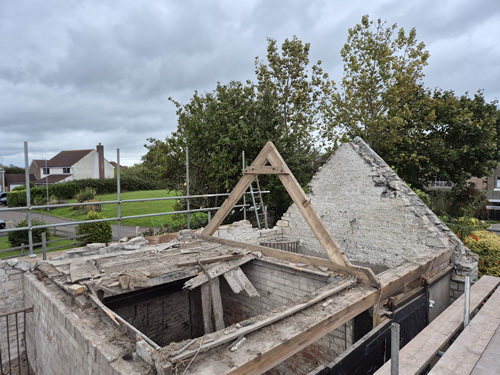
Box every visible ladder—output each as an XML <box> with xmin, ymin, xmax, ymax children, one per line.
<box><xmin>249</xmin><ymin>176</ymin><xmax>267</xmax><ymax>230</ymax></box>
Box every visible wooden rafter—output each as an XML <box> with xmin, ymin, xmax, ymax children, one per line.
<box><xmin>202</xmin><ymin>141</ymin><xmax>353</xmax><ymax>269</ymax></box>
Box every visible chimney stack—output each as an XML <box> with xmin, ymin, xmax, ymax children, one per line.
<box><xmin>96</xmin><ymin>143</ymin><xmax>105</xmax><ymax>179</ymax></box>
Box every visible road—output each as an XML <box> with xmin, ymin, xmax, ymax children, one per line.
<box><xmin>0</xmin><ymin>210</ymin><xmax>149</xmax><ymax>240</ymax></box>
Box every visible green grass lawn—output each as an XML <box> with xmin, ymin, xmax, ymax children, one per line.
<box><xmin>36</xmin><ymin>190</ymin><xmax>206</xmax><ymax>229</ymax></box>
<box><xmin>0</xmin><ymin>235</ymin><xmax>77</xmax><ymax>258</ymax></box>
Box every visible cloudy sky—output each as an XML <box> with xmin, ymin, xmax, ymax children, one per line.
<box><xmin>1</xmin><ymin>0</ymin><xmax>499</xmax><ymax>168</ymax></box>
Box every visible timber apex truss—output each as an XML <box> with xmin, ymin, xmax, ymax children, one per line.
<box><xmin>201</xmin><ymin>141</ymin><xmax>380</xmax><ymax>288</ymax></box>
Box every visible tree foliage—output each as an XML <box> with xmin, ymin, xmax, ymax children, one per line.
<box><xmin>323</xmin><ymin>15</ymin><xmax>498</xmax><ymax>188</ymax></box>
<box><xmin>144</xmin><ymin>37</ymin><xmax>331</xmax><ymax>219</ymax></box>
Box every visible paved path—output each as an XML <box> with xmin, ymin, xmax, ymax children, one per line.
<box><xmin>0</xmin><ymin>210</ymin><xmax>149</xmax><ymax>240</ymax></box>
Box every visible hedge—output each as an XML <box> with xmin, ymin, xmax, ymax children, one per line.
<box><xmin>464</xmin><ymin>230</ymin><xmax>500</xmax><ymax>277</ymax></box>
<box><xmin>6</xmin><ymin>176</ymin><xmax>157</xmax><ymax>207</ymax></box>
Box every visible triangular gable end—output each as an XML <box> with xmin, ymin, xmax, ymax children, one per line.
<box><xmin>201</xmin><ymin>141</ymin><xmax>379</xmax><ymax>287</ymax></box>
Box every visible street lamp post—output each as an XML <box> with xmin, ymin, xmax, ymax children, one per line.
<box><xmin>45</xmin><ymin>159</ymin><xmax>49</xmax><ymax>211</ymax></box>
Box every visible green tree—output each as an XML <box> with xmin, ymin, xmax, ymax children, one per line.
<box><xmin>143</xmin><ymin>37</ymin><xmax>329</xmax><ymax>221</ymax></box>
<box><xmin>77</xmin><ymin>211</ymin><xmax>112</xmax><ymax>244</ymax></box>
<box><xmin>0</xmin><ymin>165</ymin><xmax>24</xmax><ymax>174</ymax></box>
<box><xmin>423</xmin><ymin>90</ymin><xmax>499</xmax><ymax>188</ymax></box>
<box><xmin>323</xmin><ymin>15</ymin><xmax>498</xmax><ymax>189</ymax></box>
<box><xmin>253</xmin><ymin>36</ymin><xmax>333</xmax><ymax>216</ymax></box>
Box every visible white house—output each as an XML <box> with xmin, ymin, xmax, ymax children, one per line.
<box><xmin>29</xmin><ymin>144</ymin><xmax>115</xmax><ymax>185</ymax></box>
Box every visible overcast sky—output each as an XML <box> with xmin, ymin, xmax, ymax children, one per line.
<box><xmin>1</xmin><ymin>0</ymin><xmax>499</xmax><ymax>168</ymax></box>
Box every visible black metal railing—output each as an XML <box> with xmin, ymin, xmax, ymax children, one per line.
<box><xmin>0</xmin><ymin>307</ymin><xmax>33</xmax><ymax>375</ymax></box>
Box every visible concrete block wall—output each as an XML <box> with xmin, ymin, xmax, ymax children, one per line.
<box><xmin>23</xmin><ymin>273</ymin><xmax>145</xmax><ymax>375</ymax></box>
<box><xmin>221</xmin><ymin>260</ymin><xmax>336</xmax><ymax>323</ymax></box>
<box><xmin>111</xmin><ymin>288</ymin><xmax>201</xmax><ymax>347</ymax></box>
<box><xmin>0</xmin><ymin>260</ymin><xmax>25</xmax><ymax>365</ymax></box>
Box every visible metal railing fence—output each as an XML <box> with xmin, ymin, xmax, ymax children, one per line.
<box><xmin>0</xmin><ymin>143</ymin><xmax>268</xmax><ymax>257</ymax></box>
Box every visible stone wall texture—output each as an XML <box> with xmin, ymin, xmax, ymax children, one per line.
<box><xmin>277</xmin><ymin>138</ymin><xmax>477</xmax><ymax>277</ymax></box>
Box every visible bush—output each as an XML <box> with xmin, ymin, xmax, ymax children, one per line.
<box><xmin>447</xmin><ymin>216</ymin><xmax>489</xmax><ymax>238</ymax></box>
<box><xmin>8</xmin><ymin>218</ymin><xmax>50</xmax><ymax>248</ymax></box>
<box><xmin>77</xmin><ymin>211</ymin><xmax>112</xmax><ymax>244</ymax></box>
<box><xmin>7</xmin><ymin>191</ymin><xmax>26</xmax><ymax>207</ymax></box>
<box><xmin>412</xmin><ymin>187</ymin><xmax>435</xmax><ymax>211</ymax></box>
<box><xmin>75</xmin><ymin>187</ymin><xmax>97</xmax><ymax>203</ymax></box>
<box><xmin>50</xmin><ymin>182</ymin><xmax>77</xmax><ymax>200</ymax></box>
<box><xmin>465</xmin><ymin>230</ymin><xmax>500</xmax><ymax>277</ymax></box>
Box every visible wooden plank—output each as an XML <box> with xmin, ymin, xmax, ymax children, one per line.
<box><xmin>243</xmin><ymin>166</ymin><xmax>289</xmax><ymax>175</ymax></box>
<box><xmin>202</xmin><ymin>142</ymin><xmax>275</xmax><ymax>236</ymax></box>
<box><xmin>232</xmin><ymin>267</ymin><xmax>260</xmax><ymax>298</ymax></box>
<box><xmin>223</xmin><ymin>269</ymin><xmax>244</xmax><ymax>294</ymax></box>
<box><xmin>375</xmin><ymin>275</ymin><xmax>500</xmax><ymax>375</ymax></box>
<box><xmin>184</xmin><ymin>254</ymin><xmax>256</xmax><ymax>290</ymax></box>
<box><xmin>171</xmin><ymin>278</ymin><xmax>357</xmax><ymax>362</ymax></box>
<box><xmin>177</xmin><ymin>253</ymin><xmax>245</xmax><ymax>267</ymax></box>
<box><xmin>377</xmin><ymin>249</ymin><xmax>453</xmax><ymax>300</ymax></box>
<box><xmin>265</xmin><ymin>147</ymin><xmax>350</xmax><ymax>268</ymax></box>
<box><xmin>201</xmin><ymin>283</ymin><xmax>214</xmax><ymax>334</ymax></box>
<box><xmin>227</xmin><ymin>285</ymin><xmax>380</xmax><ymax>375</ymax></box>
<box><xmin>199</xmin><ymin>235</ymin><xmax>380</xmax><ymax>287</ymax></box>
<box><xmin>429</xmin><ymin>285</ymin><xmax>500</xmax><ymax>375</ymax></box>
<box><xmin>471</xmin><ymin>325</ymin><xmax>500</xmax><ymax>374</ymax></box>
<box><xmin>211</xmin><ymin>277</ymin><xmax>225</xmax><ymax>331</ymax></box>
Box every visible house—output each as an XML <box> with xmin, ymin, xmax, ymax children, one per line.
<box><xmin>3</xmin><ymin>173</ymin><xmax>37</xmax><ymax>192</ymax></box>
<box><xmin>29</xmin><ymin>143</ymin><xmax>114</xmax><ymax>186</ymax></box>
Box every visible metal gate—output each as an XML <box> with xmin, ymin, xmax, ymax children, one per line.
<box><xmin>314</xmin><ymin>293</ymin><xmax>428</xmax><ymax>375</ymax></box>
<box><xmin>0</xmin><ymin>307</ymin><xmax>32</xmax><ymax>375</ymax></box>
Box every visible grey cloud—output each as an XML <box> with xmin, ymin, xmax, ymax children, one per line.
<box><xmin>1</xmin><ymin>0</ymin><xmax>499</xmax><ymax>168</ymax></box>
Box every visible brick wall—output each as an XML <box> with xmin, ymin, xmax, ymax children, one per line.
<box><xmin>23</xmin><ymin>273</ymin><xmax>146</xmax><ymax>375</ymax></box>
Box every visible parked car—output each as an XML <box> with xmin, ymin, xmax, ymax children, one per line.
<box><xmin>0</xmin><ymin>219</ymin><xmax>5</xmax><ymax>229</ymax></box>
<box><xmin>0</xmin><ymin>192</ymin><xmax>7</xmax><ymax>206</ymax></box>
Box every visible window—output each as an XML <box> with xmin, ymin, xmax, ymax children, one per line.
<box><xmin>43</xmin><ymin>167</ymin><xmax>50</xmax><ymax>174</ymax></box>
<box><xmin>63</xmin><ymin>167</ymin><xmax>70</xmax><ymax>174</ymax></box>
<box><xmin>430</xmin><ymin>176</ymin><xmax>452</xmax><ymax>188</ymax></box>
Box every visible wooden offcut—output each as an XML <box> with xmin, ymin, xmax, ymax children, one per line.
<box><xmin>201</xmin><ymin>283</ymin><xmax>214</xmax><ymax>334</ymax></box>
<box><xmin>223</xmin><ymin>267</ymin><xmax>260</xmax><ymax>298</ymax></box>
<box><xmin>211</xmin><ymin>277</ymin><xmax>225</xmax><ymax>331</ymax></box>
<box><xmin>183</xmin><ymin>254</ymin><xmax>256</xmax><ymax>290</ymax></box>
<box><xmin>177</xmin><ymin>253</ymin><xmax>245</xmax><ymax>267</ymax></box>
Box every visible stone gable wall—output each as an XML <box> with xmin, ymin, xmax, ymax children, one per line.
<box><xmin>277</xmin><ymin>138</ymin><xmax>477</xmax><ymax>279</ymax></box>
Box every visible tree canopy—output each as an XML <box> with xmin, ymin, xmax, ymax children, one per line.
<box><xmin>322</xmin><ymin>15</ymin><xmax>498</xmax><ymax>188</ymax></box>
<box><xmin>142</xmin><ymin>37</ymin><xmax>332</xmax><ymax>219</ymax></box>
